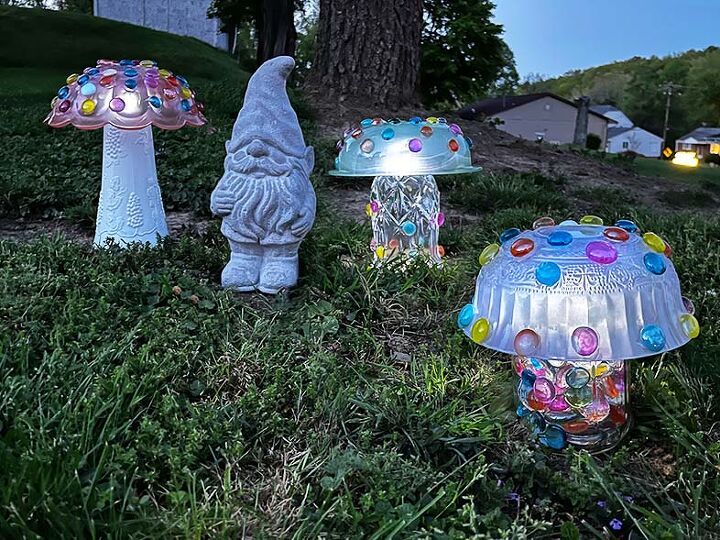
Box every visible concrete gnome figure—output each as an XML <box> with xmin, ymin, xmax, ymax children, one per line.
<box><xmin>211</xmin><ymin>56</ymin><xmax>316</xmax><ymax>293</ymax></box>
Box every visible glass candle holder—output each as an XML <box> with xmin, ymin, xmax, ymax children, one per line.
<box><xmin>513</xmin><ymin>356</ymin><xmax>630</xmax><ymax>452</ymax></box>
<box><xmin>368</xmin><ymin>174</ymin><xmax>443</xmax><ymax>265</ymax></box>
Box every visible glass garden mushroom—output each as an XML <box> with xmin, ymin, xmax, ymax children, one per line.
<box><xmin>458</xmin><ymin>216</ymin><xmax>700</xmax><ymax>452</ymax></box>
<box><xmin>45</xmin><ymin>59</ymin><xmax>206</xmax><ymax>246</ymax></box>
<box><xmin>329</xmin><ymin>117</ymin><xmax>479</xmax><ymax>265</ymax></box>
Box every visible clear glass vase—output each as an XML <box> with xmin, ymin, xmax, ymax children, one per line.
<box><xmin>513</xmin><ymin>356</ymin><xmax>631</xmax><ymax>452</ymax></box>
<box><xmin>368</xmin><ymin>175</ymin><xmax>444</xmax><ymax>265</ymax></box>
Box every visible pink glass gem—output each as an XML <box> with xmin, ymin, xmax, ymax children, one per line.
<box><xmin>514</xmin><ymin>328</ymin><xmax>540</xmax><ymax>357</ymax></box>
<box><xmin>511</xmin><ymin>355</ymin><xmax>526</xmax><ymax>375</ymax></box>
<box><xmin>571</xmin><ymin>326</ymin><xmax>599</xmax><ymax>356</ymax></box>
<box><xmin>370</xmin><ymin>201</ymin><xmax>379</xmax><ymax>213</ymax></box>
<box><xmin>533</xmin><ymin>377</ymin><xmax>556</xmax><ymax>403</ymax></box>
<box><xmin>548</xmin><ymin>395</ymin><xmax>570</xmax><ymax>411</ymax></box>
<box><xmin>163</xmin><ymin>88</ymin><xmax>177</xmax><ymax>100</ymax></box>
<box><xmin>583</xmin><ymin>391</ymin><xmax>610</xmax><ymax>423</ymax></box>
<box><xmin>109</xmin><ymin>97</ymin><xmax>125</xmax><ymax>112</ymax></box>
<box><xmin>437</xmin><ymin>212</ymin><xmax>445</xmax><ymax>227</ymax></box>
<box><xmin>553</xmin><ymin>364</ymin><xmax>572</xmax><ymax>390</ymax></box>
<box><xmin>408</xmin><ymin>138</ymin><xmax>423</xmax><ymax>152</ymax></box>
<box><xmin>586</xmin><ymin>241</ymin><xmax>617</xmax><ymax>264</ymax></box>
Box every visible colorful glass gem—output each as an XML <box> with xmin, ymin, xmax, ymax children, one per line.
<box><xmin>479</xmin><ymin>243</ymin><xmax>500</xmax><ymax>266</ymax></box>
<box><xmin>437</xmin><ymin>245</ymin><xmax>445</xmax><ymax>257</ymax></box>
<box><xmin>548</xmin><ymin>395</ymin><xmax>570</xmax><ymax>412</ymax></box>
<box><xmin>351</xmin><ymin>128</ymin><xmax>362</xmax><ymax>138</ymax></box>
<box><xmin>375</xmin><ymin>245</ymin><xmax>385</xmax><ymax>259</ymax></box>
<box><xmin>408</xmin><ymin>138</ymin><xmax>423</xmax><ymax>152</ymax></box>
<box><xmin>409</xmin><ymin>116</ymin><xmax>422</xmax><ymax>124</ymax></box>
<box><xmin>109</xmin><ymin>97</ymin><xmax>125</xmax><ymax>112</ymax></box>
<box><xmin>360</xmin><ymin>118</ymin><xmax>373</xmax><ymax>127</ymax></box>
<box><xmin>381</xmin><ymin>128</ymin><xmax>395</xmax><ymax>140</ymax></box>
<box><xmin>370</xmin><ymin>201</ymin><xmax>379</xmax><ymax>213</ymax></box>
<box><xmin>180</xmin><ymin>87</ymin><xmax>193</xmax><ymax>99</ymax></box>
<box><xmin>565</xmin><ymin>385</ymin><xmax>593</xmax><ymax>408</ymax></box>
<box><xmin>66</xmin><ymin>73</ymin><xmax>79</xmax><ymax>84</ymax></box>
<box><xmin>148</xmin><ymin>95</ymin><xmax>162</xmax><ymax>108</ymax></box>
<box><xmin>124</xmin><ymin>68</ymin><xmax>138</xmax><ymax>77</ymax></box>
<box><xmin>436</xmin><ymin>212</ymin><xmax>445</xmax><ymax>227</ymax></box>
<box><xmin>360</xmin><ymin>139</ymin><xmax>374</xmax><ymax>153</ymax></box>
<box><xmin>535</xmin><ymin>261</ymin><xmax>561</xmax><ymax>286</ymax></box>
<box><xmin>57</xmin><ymin>86</ymin><xmax>70</xmax><ymax>99</ymax></box>
<box><xmin>499</xmin><ymin>228</ymin><xmax>521</xmax><ymax>243</ymax></box>
<box><xmin>180</xmin><ymin>99</ymin><xmax>192</xmax><ymax>112</ymax></box>
<box><xmin>388</xmin><ymin>239</ymin><xmax>399</xmax><ymax>249</ymax></box>
<box><xmin>643</xmin><ymin>232</ymin><xmax>666</xmax><ymax>252</ymax></box>
<box><xmin>402</xmin><ymin>222</ymin><xmax>417</xmax><ymax>236</ymax></box>
<box><xmin>420</xmin><ymin>126</ymin><xmax>433</xmax><ymax>137</ymax></box>
<box><xmin>125</xmin><ymin>79</ymin><xmax>138</xmax><ymax>90</ymax></box>
<box><xmin>514</xmin><ymin>329</ymin><xmax>540</xmax><ymax>356</ymax></box>
<box><xmin>471</xmin><ymin>318</ymin><xmax>491</xmax><ymax>343</ymax></box>
<box><xmin>510</xmin><ymin>238</ymin><xmax>534</xmax><ymax>257</ymax></box>
<box><xmin>640</xmin><ymin>324</ymin><xmax>666</xmax><ymax>352</ymax></box>
<box><xmin>163</xmin><ymin>88</ymin><xmax>177</xmax><ymax>99</ymax></box>
<box><xmin>644</xmin><ymin>252</ymin><xmax>666</xmax><ymax>275</ymax></box>
<box><xmin>571</xmin><ymin>327</ymin><xmax>598</xmax><ymax>357</ymax></box>
<box><xmin>603</xmin><ymin>227</ymin><xmax>630</xmax><ymax>242</ymax></box>
<box><xmin>448</xmin><ymin>139</ymin><xmax>459</xmax><ymax>152</ymax></box>
<box><xmin>58</xmin><ymin>100</ymin><xmax>71</xmax><ymax>113</ymax></box>
<box><xmin>539</xmin><ymin>425</ymin><xmax>567</xmax><ymax>450</ymax></box>
<box><xmin>426</xmin><ymin>116</ymin><xmax>438</xmax><ymax>123</ymax></box>
<box><xmin>679</xmin><ymin>313</ymin><xmax>700</xmax><ymax>339</ymax></box>
<box><xmin>158</xmin><ymin>68</ymin><xmax>172</xmax><ymax>78</ymax></box>
<box><xmin>449</xmin><ymin>123</ymin><xmax>463</xmax><ymax>135</ymax></box>
<box><xmin>77</xmin><ymin>74</ymin><xmax>90</xmax><ymax>85</ymax></box>
<box><xmin>547</xmin><ymin>230</ymin><xmax>573</xmax><ymax>246</ymax></box>
<box><xmin>664</xmin><ymin>242</ymin><xmax>673</xmax><ymax>258</ymax></box>
<box><xmin>564</xmin><ymin>420</ymin><xmax>590</xmax><ymax>434</ymax></box>
<box><xmin>580</xmin><ymin>215</ymin><xmax>603</xmax><ymax>225</ymax></box>
<box><xmin>528</xmin><ymin>411</ymin><xmax>546</xmax><ymax>433</ymax></box>
<box><xmin>566</xmin><ymin>366</ymin><xmax>591</xmax><ymax>388</ymax></box>
<box><xmin>80</xmin><ymin>82</ymin><xmax>96</xmax><ymax>96</ymax></box>
<box><xmin>99</xmin><ymin>75</ymin><xmax>115</xmax><ymax>87</ymax></box>
<box><xmin>458</xmin><ymin>304</ymin><xmax>474</xmax><ymax>328</ymax></box>
<box><xmin>586</xmin><ymin>241</ymin><xmax>617</xmax><ymax>264</ymax></box>
<box><xmin>533</xmin><ymin>378</ymin><xmax>556</xmax><ymax>403</ymax></box>
<box><xmin>80</xmin><ymin>99</ymin><xmax>96</xmax><ymax>115</ymax></box>
<box><xmin>614</xmin><ymin>219</ymin><xmax>638</xmax><ymax>233</ymax></box>
<box><xmin>682</xmin><ymin>296</ymin><xmax>695</xmax><ymax>315</ymax></box>
<box><xmin>527</xmin><ymin>390</ymin><xmax>546</xmax><ymax>411</ymax></box>
<box><xmin>533</xmin><ymin>216</ymin><xmax>555</xmax><ymax>229</ymax></box>
<box><xmin>465</xmin><ymin>136</ymin><xmax>474</xmax><ymax>149</ymax></box>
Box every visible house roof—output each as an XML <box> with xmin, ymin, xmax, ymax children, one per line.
<box><xmin>677</xmin><ymin>127</ymin><xmax>720</xmax><ymax>142</ymax></box>
<box><xmin>590</xmin><ymin>104</ymin><xmax>620</xmax><ymax>115</ymax></box>
<box><xmin>607</xmin><ymin>126</ymin><xmax>662</xmax><ymax>140</ymax></box>
<box><xmin>458</xmin><ymin>92</ymin><xmax>613</xmax><ymax>122</ymax></box>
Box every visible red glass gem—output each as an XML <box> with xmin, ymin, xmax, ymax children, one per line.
<box><xmin>563</xmin><ymin>420</ymin><xmax>590</xmax><ymax>434</ymax></box>
<box><xmin>527</xmin><ymin>391</ymin><xmax>546</xmax><ymax>411</ymax></box>
<box><xmin>420</xmin><ymin>126</ymin><xmax>433</xmax><ymax>137</ymax></box>
<box><xmin>99</xmin><ymin>75</ymin><xmax>115</xmax><ymax>87</ymax></box>
<box><xmin>609</xmin><ymin>406</ymin><xmax>627</xmax><ymax>425</ymax></box>
<box><xmin>603</xmin><ymin>227</ymin><xmax>630</xmax><ymax>242</ymax></box>
<box><xmin>448</xmin><ymin>139</ymin><xmax>459</xmax><ymax>152</ymax></box>
<box><xmin>511</xmin><ymin>238</ymin><xmax>535</xmax><ymax>257</ymax></box>
<box><xmin>351</xmin><ymin>128</ymin><xmax>362</xmax><ymax>139</ymax></box>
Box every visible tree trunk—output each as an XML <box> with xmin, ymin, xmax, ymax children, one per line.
<box><xmin>309</xmin><ymin>0</ymin><xmax>423</xmax><ymax>108</ymax></box>
<box><xmin>257</xmin><ymin>0</ymin><xmax>297</xmax><ymax>64</ymax></box>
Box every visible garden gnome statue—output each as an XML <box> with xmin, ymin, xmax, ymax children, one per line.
<box><xmin>211</xmin><ymin>56</ymin><xmax>316</xmax><ymax>293</ymax></box>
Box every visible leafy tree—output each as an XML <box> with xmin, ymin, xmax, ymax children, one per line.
<box><xmin>421</xmin><ymin>0</ymin><xmax>516</xmax><ymax>106</ymax></box>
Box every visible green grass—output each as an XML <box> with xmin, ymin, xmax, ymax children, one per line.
<box><xmin>634</xmin><ymin>157</ymin><xmax>720</xmax><ymax>189</ymax></box>
<box><xmin>1</xmin><ymin>7</ymin><xmax>720</xmax><ymax>539</ymax></box>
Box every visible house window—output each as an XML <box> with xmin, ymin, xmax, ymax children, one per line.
<box><xmin>622</xmin><ymin>141</ymin><xmax>629</xmax><ymax>150</ymax></box>
<box><xmin>711</xmin><ymin>143</ymin><xmax>720</xmax><ymax>155</ymax></box>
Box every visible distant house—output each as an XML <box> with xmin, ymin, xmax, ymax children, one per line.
<box><xmin>590</xmin><ymin>105</ymin><xmax>662</xmax><ymax>157</ymax></box>
<box><xmin>675</xmin><ymin>127</ymin><xmax>720</xmax><ymax>159</ymax></box>
<box><xmin>93</xmin><ymin>0</ymin><xmax>230</xmax><ymax>50</ymax></box>
<box><xmin>458</xmin><ymin>93</ymin><xmax>612</xmax><ymax>147</ymax></box>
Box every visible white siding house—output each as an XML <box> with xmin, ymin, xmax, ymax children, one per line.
<box><xmin>591</xmin><ymin>105</ymin><xmax>663</xmax><ymax>157</ymax></box>
<box><xmin>675</xmin><ymin>127</ymin><xmax>720</xmax><ymax>159</ymax></box>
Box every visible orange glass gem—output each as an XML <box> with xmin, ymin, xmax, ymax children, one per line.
<box><xmin>448</xmin><ymin>139</ymin><xmax>459</xmax><ymax>152</ymax></box>
<box><xmin>609</xmin><ymin>406</ymin><xmax>627</xmax><ymax>425</ymax></box>
<box><xmin>527</xmin><ymin>391</ymin><xmax>546</xmax><ymax>411</ymax></box>
<box><xmin>564</xmin><ymin>420</ymin><xmax>590</xmax><ymax>434</ymax></box>
<box><xmin>437</xmin><ymin>245</ymin><xmax>445</xmax><ymax>257</ymax></box>
<box><xmin>99</xmin><ymin>75</ymin><xmax>115</xmax><ymax>87</ymax></box>
<box><xmin>510</xmin><ymin>237</ymin><xmax>535</xmax><ymax>257</ymax></box>
<box><xmin>603</xmin><ymin>227</ymin><xmax>630</xmax><ymax>242</ymax></box>
<box><xmin>420</xmin><ymin>126</ymin><xmax>433</xmax><ymax>137</ymax></box>
<box><xmin>664</xmin><ymin>242</ymin><xmax>673</xmax><ymax>258</ymax></box>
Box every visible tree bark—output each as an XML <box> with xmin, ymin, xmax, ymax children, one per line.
<box><xmin>257</xmin><ymin>0</ymin><xmax>297</xmax><ymax>64</ymax></box>
<box><xmin>308</xmin><ymin>0</ymin><xmax>423</xmax><ymax>108</ymax></box>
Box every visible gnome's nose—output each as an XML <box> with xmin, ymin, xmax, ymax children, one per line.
<box><xmin>247</xmin><ymin>140</ymin><xmax>268</xmax><ymax>158</ymax></box>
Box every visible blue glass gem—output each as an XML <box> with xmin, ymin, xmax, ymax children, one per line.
<box><xmin>125</xmin><ymin>79</ymin><xmax>138</xmax><ymax>90</ymax></box>
<box><xmin>148</xmin><ymin>95</ymin><xmax>162</xmax><ymax>108</ymax></box>
<box><xmin>124</xmin><ymin>68</ymin><xmax>138</xmax><ymax>77</ymax></box>
<box><xmin>547</xmin><ymin>230</ymin><xmax>573</xmax><ymax>246</ymax></box>
<box><xmin>360</xmin><ymin>118</ymin><xmax>373</xmax><ymax>127</ymax></box>
<box><xmin>516</xmin><ymin>403</ymin><xmax>531</xmax><ymax>418</ymax></box>
<box><xmin>539</xmin><ymin>425</ymin><xmax>567</xmax><ymax>449</ymax></box>
<box><xmin>180</xmin><ymin>99</ymin><xmax>192</xmax><ymax>112</ymax></box>
<box><xmin>640</xmin><ymin>324</ymin><xmax>666</xmax><ymax>352</ymax></box>
<box><xmin>176</xmin><ymin>75</ymin><xmax>189</xmax><ymax>87</ymax></box>
<box><xmin>499</xmin><ymin>227</ymin><xmax>521</xmax><ymax>243</ymax></box>
<box><xmin>536</xmin><ymin>261</ymin><xmax>561</xmax><ymax>286</ymax></box>
<box><xmin>644</xmin><ymin>252</ymin><xmax>666</xmax><ymax>275</ymax></box>
<box><xmin>465</xmin><ymin>136</ymin><xmax>474</xmax><ymax>149</ymax></box>
<box><xmin>87</xmin><ymin>68</ymin><xmax>100</xmax><ymax>76</ymax></box>
<box><xmin>381</xmin><ymin>127</ymin><xmax>395</xmax><ymax>140</ymax></box>
<box><xmin>457</xmin><ymin>304</ymin><xmax>474</xmax><ymax>328</ymax></box>
<box><xmin>528</xmin><ymin>412</ymin><xmax>547</xmax><ymax>434</ymax></box>
<box><xmin>80</xmin><ymin>82</ymin><xmax>96</xmax><ymax>96</ymax></box>
<box><xmin>120</xmin><ymin>59</ymin><xmax>133</xmax><ymax>66</ymax></box>
<box><xmin>521</xmin><ymin>368</ymin><xmax>537</xmax><ymax>388</ymax></box>
<box><xmin>615</xmin><ymin>219</ymin><xmax>638</xmax><ymax>233</ymax></box>
<box><xmin>77</xmin><ymin>74</ymin><xmax>90</xmax><ymax>86</ymax></box>
<box><xmin>57</xmin><ymin>85</ymin><xmax>70</xmax><ymax>99</ymax></box>
<box><xmin>402</xmin><ymin>222</ymin><xmax>417</xmax><ymax>236</ymax></box>
<box><xmin>409</xmin><ymin>116</ymin><xmax>422</xmax><ymax>124</ymax></box>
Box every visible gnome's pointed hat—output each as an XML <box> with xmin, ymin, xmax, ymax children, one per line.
<box><xmin>231</xmin><ymin>56</ymin><xmax>307</xmax><ymax>158</ymax></box>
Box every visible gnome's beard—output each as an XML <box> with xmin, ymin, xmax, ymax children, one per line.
<box><xmin>218</xmin><ymin>164</ymin><xmax>315</xmax><ymax>245</ymax></box>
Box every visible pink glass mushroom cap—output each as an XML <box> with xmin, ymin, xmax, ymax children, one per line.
<box><xmin>329</xmin><ymin>117</ymin><xmax>480</xmax><ymax>266</ymax></box>
<box><xmin>458</xmin><ymin>216</ymin><xmax>700</xmax><ymax>451</ymax></box>
<box><xmin>45</xmin><ymin>59</ymin><xmax>206</xmax><ymax>246</ymax></box>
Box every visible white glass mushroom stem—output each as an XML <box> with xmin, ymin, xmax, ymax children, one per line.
<box><xmin>95</xmin><ymin>124</ymin><xmax>168</xmax><ymax>247</ymax></box>
<box><xmin>369</xmin><ymin>175</ymin><xmax>442</xmax><ymax>265</ymax></box>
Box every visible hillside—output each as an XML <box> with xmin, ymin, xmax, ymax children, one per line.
<box><xmin>521</xmin><ymin>47</ymin><xmax>720</xmax><ymax>143</ymax></box>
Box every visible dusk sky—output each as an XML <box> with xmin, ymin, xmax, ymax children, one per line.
<box><xmin>493</xmin><ymin>0</ymin><xmax>720</xmax><ymax>80</ymax></box>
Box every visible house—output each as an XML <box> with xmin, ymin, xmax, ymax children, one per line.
<box><xmin>458</xmin><ymin>93</ymin><xmax>612</xmax><ymax>147</ymax></box>
<box><xmin>93</xmin><ymin>0</ymin><xmax>230</xmax><ymax>50</ymax></box>
<box><xmin>590</xmin><ymin>105</ymin><xmax>662</xmax><ymax>157</ymax></box>
<box><xmin>675</xmin><ymin>127</ymin><xmax>720</xmax><ymax>159</ymax></box>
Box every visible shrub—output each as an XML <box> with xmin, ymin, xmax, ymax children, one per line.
<box><xmin>586</xmin><ymin>133</ymin><xmax>602</xmax><ymax>151</ymax></box>
<box><xmin>704</xmin><ymin>153</ymin><xmax>720</xmax><ymax>166</ymax></box>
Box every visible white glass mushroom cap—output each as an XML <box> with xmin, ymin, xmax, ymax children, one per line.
<box><xmin>45</xmin><ymin>59</ymin><xmax>207</xmax><ymax>246</ymax></box>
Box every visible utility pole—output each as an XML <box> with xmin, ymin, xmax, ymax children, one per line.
<box><xmin>661</xmin><ymin>82</ymin><xmax>683</xmax><ymax>152</ymax></box>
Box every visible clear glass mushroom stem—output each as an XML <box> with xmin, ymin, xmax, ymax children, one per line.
<box><xmin>95</xmin><ymin>124</ymin><xmax>169</xmax><ymax>247</ymax></box>
<box><xmin>369</xmin><ymin>175</ymin><xmax>443</xmax><ymax>265</ymax></box>
<box><xmin>513</xmin><ymin>356</ymin><xmax>631</xmax><ymax>452</ymax></box>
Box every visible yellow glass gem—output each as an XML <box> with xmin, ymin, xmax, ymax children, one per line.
<box><xmin>80</xmin><ymin>99</ymin><xmax>96</xmax><ymax>115</ymax></box>
<box><xmin>580</xmin><ymin>215</ymin><xmax>604</xmax><ymax>226</ymax></box>
<box><xmin>375</xmin><ymin>245</ymin><xmax>385</xmax><ymax>259</ymax></box>
<box><xmin>158</xmin><ymin>68</ymin><xmax>172</xmax><ymax>78</ymax></box>
<box><xmin>478</xmin><ymin>243</ymin><xmax>500</xmax><ymax>266</ymax></box>
<box><xmin>426</xmin><ymin>116</ymin><xmax>438</xmax><ymax>123</ymax></box>
<box><xmin>680</xmin><ymin>313</ymin><xmax>700</xmax><ymax>339</ymax></box>
<box><xmin>471</xmin><ymin>318</ymin><xmax>491</xmax><ymax>343</ymax></box>
<box><xmin>591</xmin><ymin>361</ymin><xmax>610</xmax><ymax>378</ymax></box>
<box><xmin>140</xmin><ymin>60</ymin><xmax>155</xmax><ymax>67</ymax></box>
<box><xmin>643</xmin><ymin>232</ymin><xmax>666</xmax><ymax>253</ymax></box>
<box><xmin>66</xmin><ymin>73</ymin><xmax>79</xmax><ymax>85</ymax></box>
<box><xmin>180</xmin><ymin>87</ymin><xmax>192</xmax><ymax>99</ymax></box>
<box><xmin>365</xmin><ymin>203</ymin><xmax>373</xmax><ymax>217</ymax></box>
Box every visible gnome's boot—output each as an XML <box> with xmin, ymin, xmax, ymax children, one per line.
<box><xmin>258</xmin><ymin>243</ymin><xmax>300</xmax><ymax>294</ymax></box>
<box><xmin>222</xmin><ymin>242</ymin><xmax>262</xmax><ymax>291</ymax></box>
